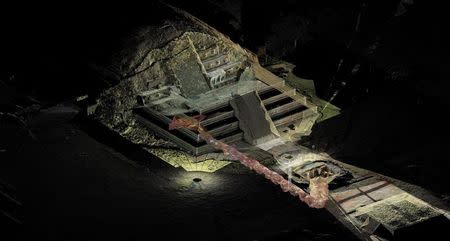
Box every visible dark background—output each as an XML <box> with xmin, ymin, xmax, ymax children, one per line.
<box><xmin>1</xmin><ymin>0</ymin><xmax>449</xmax><ymax>240</ymax></box>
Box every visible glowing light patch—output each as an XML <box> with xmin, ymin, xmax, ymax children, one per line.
<box><xmin>147</xmin><ymin>148</ymin><xmax>231</xmax><ymax>172</ymax></box>
<box><xmin>174</xmin><ymin>171</ymin><xmax>225</xmax><ymax>191</ymax></box>
<box><xmin>180</xmin><ymin>158</ymin><xmax>230</xmax><ymax>173</ymax></box>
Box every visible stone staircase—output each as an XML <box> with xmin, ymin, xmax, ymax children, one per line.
<box><xmin>134</xmin><ymin>100</ymin><xmax>244</xmax><ymax>155</ymax></box>
<box><xmin>196</xmin><ymin>45</ymin><xmax>241</xmax><ymax>89</ymax></box>
<box><xmin>254</xmin><ymin>65</ymin><xmax>319</xmax><ymax>139</ymax></box>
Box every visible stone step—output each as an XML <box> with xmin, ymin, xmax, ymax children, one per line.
<box><xmin>201</xmin><ymin>52</ymin><xmax>228</xmax><ymax>65</ymax></box>
<box><xmin>256</xmin><ymin>82</ymin><xmax>285</xmax><ymax>95</ymax></box>
<box><xmin>201</xmin><ymin>110</ymin><xmax>234</xmax><ymax>126</ymax></box>
<box><xmin>205</xmin><ymin>61</ymin><xmax>240</xmax><ymax>73</ymax></box>
<box><xmin>268</xmin><ymin>101</ymin><xmax>307</xmax><ymax>120</ymax></box>
<box><xmin>208</xmin><ymin>121</ymin><xmax>240</xmax><ymax>137</ymax></box>
<box><xmin>262</xmin><ymin>89</ymin><xmax>296</xmax><ymax>106</ymax></box>
<box><xmin>134</xmin><ymin>107</ymin><xmax>244</xmax><ymax>155</ymax></box>
<box><xmin>200</xmin><ymin>101</ymin><xmax>233</xmax><ymax>115</ymax></box>
<box><xmin>138</xmin><ymin>108</ymin><xmax>200</xmax><ymax>142</ymax></box>
<box><xmin>273</xmin><ymin>108</ymin><xmax>317</xmax><ymax>127</ymax></box>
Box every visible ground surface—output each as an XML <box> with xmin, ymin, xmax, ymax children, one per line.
<box><xmin>0</xmin><ymin>105</ymin><xmax>358</xmax><ymax>241</ymax></box>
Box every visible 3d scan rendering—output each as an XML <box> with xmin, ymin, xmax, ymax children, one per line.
<box><xmin>1</xmin><ymin>1</ymin><xmax>449</xmax><ymax>240</ymax></box>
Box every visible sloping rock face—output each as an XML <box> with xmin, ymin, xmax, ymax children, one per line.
<box><xmin>92</xmin><ymin>5</ymin><xmax>254</xmax><ymax>130</ymax></box>
<box><xmin>87</xmin><ymin>4</ymin><xmax>259</xmax><ymax>170</ymax></box>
